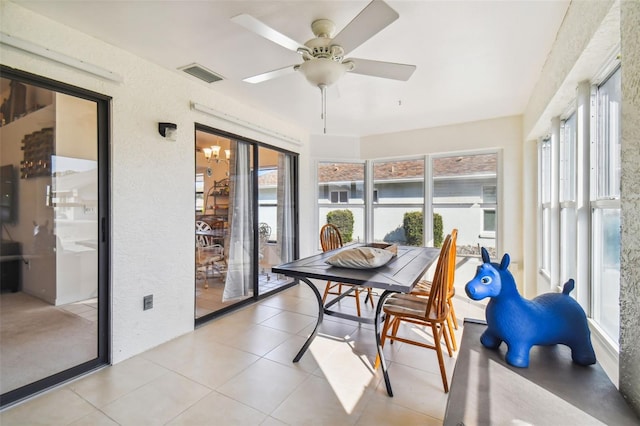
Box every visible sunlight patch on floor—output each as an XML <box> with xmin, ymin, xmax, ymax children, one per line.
<box><xmin>310</xmin><ymin>333</ymin><xmax>377</xmax><ymax>414</ymax></box>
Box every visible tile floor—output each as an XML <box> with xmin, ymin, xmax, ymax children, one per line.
<box><xmin>196</xmin><ymin>272</ymin><xmax>293</xmax><ymax>318</ymax></box>
<box><xmin>0</xmin><ymin>281</ymin><xmax>486</xmax><ymax>426</ymax></box>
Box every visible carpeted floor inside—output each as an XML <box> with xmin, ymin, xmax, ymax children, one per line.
<box><xmin>0</xmin><ymin>292</ymin><xmax>97</xmax><ymax>395</ymax></box>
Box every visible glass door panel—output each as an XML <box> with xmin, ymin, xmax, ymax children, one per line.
<box><xmin>0</xmin><ymin>74</ymin><xmax>105</xmax><ymax>405</ymax></box>
<box><xmin>195</xmin><ymin>129</ymin><xmax>298</xmax><ymax>319</ymax></box>
<box><xmin>257</xmin><ymin>146</ymin><xmax>295</xmax><ymax>295</ymax></box>
<box><xmin>195</xmin><ymin>130</ymin><xmax>252</xmax><ymax>319</ymax></box>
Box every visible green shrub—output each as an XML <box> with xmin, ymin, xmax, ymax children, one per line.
<box><xmin>433</xmin><ymin>213</ymin><xmax>443</xmax><ymax>247</ymax></box>
<box><xmin>403</xmin><ymin>211</ymin><xmax>423</xmax><ymax>246</ymax></box>
<box><xmin>401</xmin><ymin>211</ymin><xmax>444</xmax><ymax>247</ymax></box>
<box><xmin>327</xmin><ymin>210</ymin><xmax>354</xmax><ymax>242</ymax></box>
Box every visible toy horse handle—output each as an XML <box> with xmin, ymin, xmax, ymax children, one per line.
<box><xmin>481</xmin><ymin>247</ymin><xmax>491</xmax><ymax>263</ymax></box>
<box><xmin>481</xmin><ymin>247</ymin><xmax>510</xmax><ymax>270</ymax></box>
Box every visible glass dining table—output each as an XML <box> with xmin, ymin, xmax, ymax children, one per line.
<box><xmin>272</xmin><ymin>243</ymin><xmax>440</xmax><ymax>397</ymax></box>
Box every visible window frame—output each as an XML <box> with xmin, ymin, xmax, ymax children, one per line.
<box><xmin>535</xmin><ymin>60</ymin><xmax>621</xmax><ymax>352</ymax></box>
<box><xmin>589</xmin><ymin>65</ymin><xmax>621</xmax><ymax>346</ymax></box>
<box><xmin>317</xmin><ymin>150</ymin><xmax>501</xmax><ymax>254</ymax></box>
<box><xmin>538</xmin><ymin>137</ymin><xmax>552</xmax><ymax>279</ymax></box>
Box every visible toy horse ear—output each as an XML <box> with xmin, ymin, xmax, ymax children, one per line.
<box><xmin>481</xmin><ymin>247</ymin><xmax>491</xmax><ymax>263</ymax></box>
<box><xmin>500</xmin><ymin>253</ymin><xmax>510</xmax><ymax>270</ymax></box>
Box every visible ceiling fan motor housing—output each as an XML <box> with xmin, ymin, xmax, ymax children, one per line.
<box><xmin>296</xmin><ymin>21</ymin><xmax>354</xmax><ymax>87</ymax></box>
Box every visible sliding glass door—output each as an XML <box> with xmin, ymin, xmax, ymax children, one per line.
<box><xmin>195</xmin><ymin>127</ymin><xmax>297</xmax><ymax>322</ymax></box>
<box><xmin>0</xmin><ymin>67</ymin><xmax>109</xmax><ymax>407</ymax></box>
<box><xmin>257</xmin><ymin>146</ymin><xmax>295</xmax><ymax>295</ymax></box>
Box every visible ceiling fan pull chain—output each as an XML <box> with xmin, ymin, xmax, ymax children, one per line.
<box><xmin>319</xmin><ymin>84</ymin><xmax>327</xmax><ymax>134</ymax></box>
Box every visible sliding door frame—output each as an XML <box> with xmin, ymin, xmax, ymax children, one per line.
<box><xmin>194</xmin><ymin>124</ymin><xmax>299</xmax><ymax>327</ymax></box>
<box><xmin>0</xmin><ymin>65</ymin><xmax>111</xmax><ymax>408</ymax></box>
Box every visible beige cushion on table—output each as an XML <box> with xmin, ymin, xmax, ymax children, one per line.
<box><xmin>325</xmin><ymin>246</ymin><xmax>394</xmax><ymax>269</ymax></box>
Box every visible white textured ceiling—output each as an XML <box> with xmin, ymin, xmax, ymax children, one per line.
<box><xmin>14</xmin><ymin>0</ymin><xmax>570</xmax><ymax>137</ymax></box>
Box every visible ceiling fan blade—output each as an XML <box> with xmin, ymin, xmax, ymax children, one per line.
<box><xmin>332</xmin><ymin>0</ymin><xmax>399</xmax><ymax>55</ymax></box>
<box><xmin>348</xmin><ymin>58</ymin><xmax>416</xmax><ymax>81</ymax></box>
<box><xmin>231</xmin><ymin>14</ymin><xmax>306</xmax><ymax>52</ymax></box>
<box><xmin>243</xmin><ymin>65</ymin><xmax>297</xmax><ymax>84</ymax></box>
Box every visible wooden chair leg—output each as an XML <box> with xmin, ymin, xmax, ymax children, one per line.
<box><xmin>354</xmin><ymin>288</ymin><xmax>362</xmax><ymax>317</ymax></box>
<box><xmin>446</xmin><ymin>314</ymin><xmax>457</xmax><ymax>351</ymax></box>
<box><xmin>322</xmin><ymin>281</ymin><xmax>332</xmax><ymax>303</ymax></box>
<box><xmin>449</xmin><ymin>299</ymin><xmax>459</xmax><ymax>329</ymax></box>
<box><xmin>366</xmin><ymin>288</ymin><xmax>374</xmax><ymax>308</ymax></box>
<box><xmin>432</xmin><ymin>323</ymin><xmax>449</xmax><ymax>393</ymax></box>
<box><xmin>389</xmin><ymin>316</ymin><xmax>401</xmax><ymax>344</ymax></box>
<box><xmin>442</xmin><ymin>322</ymin><xmax>453</xmax><ymax>357</ymax></box>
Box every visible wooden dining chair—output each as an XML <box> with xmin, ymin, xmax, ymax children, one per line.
<box><xmin>408</xmin><ymin>229</ymin><xmax>460</xmax><ymax>350</ymax></box>
<box><xmin>320</xmin><ymin>223</ymin><xmax>373</xmax><ymax>316</ymax></box>
<box><xmin>375</xmin><ymin>234</ymin><xmax>454</xmax><ymax>392</ymax></box>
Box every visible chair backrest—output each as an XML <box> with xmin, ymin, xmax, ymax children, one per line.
<box><xmin>447</xmin><ymin>229</ymin><xmax>458</xmax><ymax>295</ymax></box>
<box><xmin>196</xmin><ymin>220</ymin><xmax>212</xmax><ymax>247</ymax></box>
<box><xmin>258</xmin><ymin>222</ymin><xmax>271</xmax><ymax>244</ymax></box>
<box><xmin>425</xmin><ymin>234</ymin><xmax>452</xmax><ymax>321</ymax></box>
<box><xmin>320</xmin><ymin>223</ymin><xmax>343</xmax><ymax>252</ymax></box>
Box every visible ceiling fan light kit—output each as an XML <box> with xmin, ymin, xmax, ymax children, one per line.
<box><xmin>233</xmin><ymin>0</ymin><xmax>416</xmax><ymax>134</ymax></box>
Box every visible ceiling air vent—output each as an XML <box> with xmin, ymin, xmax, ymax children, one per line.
<box><xmin>179</xmin><ymin>63</ymin><xmax>224</xmax><ymax>84</ymax></box>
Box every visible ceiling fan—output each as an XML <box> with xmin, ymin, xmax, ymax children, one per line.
<box><xmin>231</xmin><ymin>0</ymin><xmax>416</xmax><ymax>133</ymax></box>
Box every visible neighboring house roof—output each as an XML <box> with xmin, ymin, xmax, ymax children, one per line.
<box><xmin>433</xmin><ymin>154</ymin><xmax>496</xmax><ymax>177</ymax></box>
<box><xmin>318</xmin><ymin>163</ymin><xmax>365</xmax><ymax>183</ymax></box>
<box><xmin>258</xmin><ymin>170</ymin><xmax>278</xmax><ymax>186</ymax></box>
<box><xmin>317</xmin><ymin>154</ymin><xmax>496</xmax><ymax>183</ymax></box>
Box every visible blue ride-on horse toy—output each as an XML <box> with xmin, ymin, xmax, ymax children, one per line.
<box><xmin>465</xmin><ymin>248</ymin><xmax>596</xmax><ymax>368</ymax></box>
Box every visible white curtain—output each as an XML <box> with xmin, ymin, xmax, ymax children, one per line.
<box><xmin>223</xmin><ymin>140</ymin><xmax>254</xmax><ymax>301</ymax></box>
<box><xmin>276</xmin><ymin>152</ymin><xmax>295</xmax><ymax>264</ymax></box>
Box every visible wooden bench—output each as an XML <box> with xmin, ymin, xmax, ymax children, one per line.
<box><xmin>444</xmin><ymin>319</ymin><xmax>639</xmax><ymax>425</ymax></box>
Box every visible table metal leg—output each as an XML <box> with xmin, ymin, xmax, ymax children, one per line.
<box><xmin>375</xmin><ymin>290</ymin><xmax>396</xmax><ymax>397</ymax></box>
<box><xmin>293</xmin><ymin>277</ymin><xmax>324</xmax><ymax>362</ymax></box>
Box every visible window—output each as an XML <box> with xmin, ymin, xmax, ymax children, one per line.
<box><xmin>317</xmin><ymin>162</ymin><xmax>365</xmax><ymax>245</ymax></box>
<box><xmin>536</xmin><ymin>64</ymin><xmax>621</xmax><ymax>348</ymax></box>
<box><xmin>433</xmin><ymin>153</ymin><xmax>498</xmax><ymax>253</ymax></box>
<box><xmin>481</xmin><ymin>186</ymin><xmax>497</xmax><ymax>236</ymax></box>
<box><xmin>195</xmin><ymin>173</ymin><xmax>204</xmax><ymax>211</ymax></box>
<box><xmin>318</xmin><ymin>153</ymin><xmax>500</xmax><ymax>253</ymax></box>
<box><xmin>560</xmin><ymin>114</ymin><xmax>577</xmax><ymax>203</ymax></box>
<box><xmin>539</xmin><ymin>138</ymin><xmax>552</xmax><ymax>276</ymax></box>
<box><xmin>482</xmin><ymin>185</ymin><xmax>497</xmax><ymax>203</ymax></box>
<box><xmin>373</xmin><ymin>158</ymin><xmax>424</xmax><ymax>246</ymax></box>
<box><xmin>330</xmin><ymin>190</ymin><xmax>348</xmax><ymax>203</ymax></box>
<box><xmin>560</xmin><ymin>113</ymin><xmax>577</xmax><ymax>284</ymax></box>
<box><xmin>483</xmin><ymin>210</ymin><xmax>496</xmax><ymax>232</ymax></box>
<box><xmin>591</xmin><ymin>67</ymin><xmax>621</xmax><ymax>344</ymax></box>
